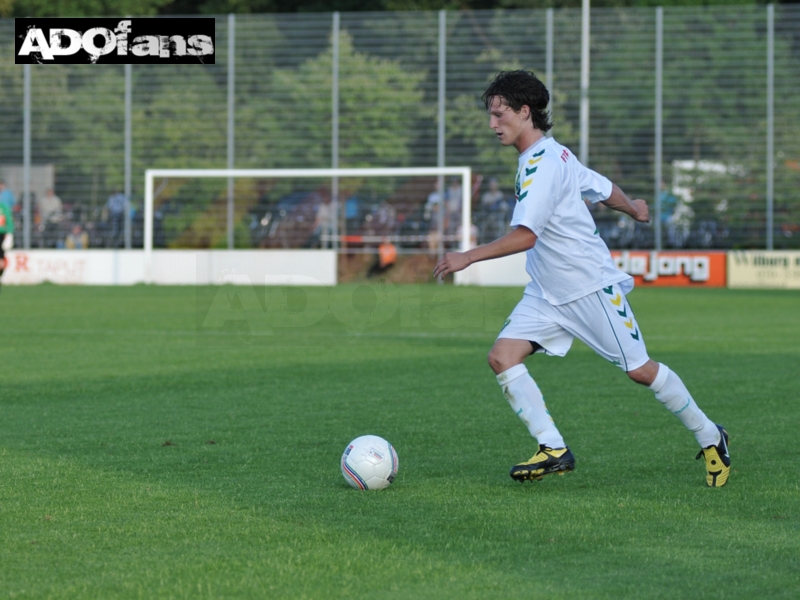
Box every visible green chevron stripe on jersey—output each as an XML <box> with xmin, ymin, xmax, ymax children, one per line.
<box><xmin>601</xmin><ymin>285</ymin><xmax>640</xmax><ymax>341</ymax></box>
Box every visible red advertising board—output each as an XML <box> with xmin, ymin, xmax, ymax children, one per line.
<box><xmin>609</xmin><ymin>251</ymin><xmax>726</xmax><ymax>287</ymax></box>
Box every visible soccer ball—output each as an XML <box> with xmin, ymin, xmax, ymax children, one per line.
<box><xmin>341</xmin><ymin>435</ymin><xmax>399</xmax><ymax>491</ymax></box>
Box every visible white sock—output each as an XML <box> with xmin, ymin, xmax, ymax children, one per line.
<box><xmin>649</xmin><ymin>363</ymin><xmax>720</xmax><ymax>447</ymax></box>
<box><xmin>496</xmin><ymin>364</ymin><xmax>566</xmax><ymax>448</ymax></box>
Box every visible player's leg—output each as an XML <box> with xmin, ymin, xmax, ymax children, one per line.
<box><xmin>596</xmin><ymin>288</ymin><xmax>724</xmax><ymax>454</ymax></box>
<box><xmin>627</xmin><ymin>359</ymin><xmax>719</xmax><ymax>447</ymax></box>
<box><xmin>567</xmin><ymin>284</ymin><xmax>729</xmax><ymax>486</ymax></box>
<box><xmin>628</xmin><ymin>359</ymin><xmax>729</xmax><ymax>487</ymax></box>
<box><xmin>489</xmin><ymin>338</ymin><xmax>565</xmax><ymax>449</ymax></box>
<box><xmin>490</xmin><ymin>296</ymin><xmax>576</xmax><ymax>481</ymax></box>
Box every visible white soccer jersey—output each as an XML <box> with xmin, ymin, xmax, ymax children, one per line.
<box><xmin>511</xmin><ymin>136</ymin><xmax>633</xmax><ymax>305</ymax></box>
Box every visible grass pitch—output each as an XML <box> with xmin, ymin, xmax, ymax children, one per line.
<box><xmin>1</xmin><ymin>283</ymin><xmax>798</xmax><ymax>599</ymax></box>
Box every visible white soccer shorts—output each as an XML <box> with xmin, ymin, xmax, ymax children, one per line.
<box><xmin>497</xmin><ymin>282</ymin><xmax>650</xmax><ymax>372</ymax></box>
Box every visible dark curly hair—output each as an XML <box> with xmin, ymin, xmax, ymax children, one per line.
<box><xmin>481</xmin><ymin>70</ymin><xmax>553</xmax><ymax>133</ymax></box>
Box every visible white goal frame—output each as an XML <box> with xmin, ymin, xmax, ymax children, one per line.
<box><xmin>144</xmin><ymin>167</ymin><xmax>473</xmax><ymax>282</ymax></box>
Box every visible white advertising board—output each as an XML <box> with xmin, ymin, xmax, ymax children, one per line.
<box><xmin>2</xmin><ymin>250</ymin><xmax>337</xmax><ymax>286</ymax></box>
<box><xmin>728</xmin><ymin>251</ymin><xmax>800</xmax><ymax>289</ymax></box>
<box><xmin>454</xmin><ymin>252</ymin><xmax>528</xmax><ymax>287</ymax></box>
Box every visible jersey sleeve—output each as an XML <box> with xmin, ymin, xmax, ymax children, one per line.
<box><xmin>510</xmin><ymin>154</ymin><xmax>561</xmax><ymax>236</ymax></box>
<box><xmin>577</xmin><ymin>164</ymin><xmax>613</xmax><ymax>204</ymax></box>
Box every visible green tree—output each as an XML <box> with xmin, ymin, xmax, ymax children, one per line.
<box><xmin>658</xmin><ymin>6</ymin><xmax>777</xmax><ymax>247</ymax></box>
<box><xmin>444</xmin><ymin>10</ymin><xmax>577</xmax><ymax>186</ymax></box>
<box><xmin>11</xmin><ymin>0</ymin><xmax>172</xmax><ymax>17</ymax></box>
<box><xmin>156</xmin><ymin>0</ymin><xmax>790</xmax><ymax>15</ymax></box>
<box><xmin>247</xmin><ymin>30</ymin><xmax>427</xmax><ymax>170</ymax></box>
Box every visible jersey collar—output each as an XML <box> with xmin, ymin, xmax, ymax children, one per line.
<box><xmin>518</xmin><ymin>135</ymin><xmax>549</xmax><ymax>157</ymax></box>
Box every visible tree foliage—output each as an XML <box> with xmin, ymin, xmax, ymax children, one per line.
<box><xmin>2</xmin><ymin>2</ymin><xmax>797</xmax><ymax>249</ymax></box>
<box><xmin>8</xmin><ymin>0</ymin><xmax>791</xmax><ymax>18</ymax></box>
<box><xmin>9</xmin><ymin>0</ymin><xmax>172</xmax><ymax>18</ymax></box>
<box><xmin>242</xmin><ymin>29</ymin><xmax>427</xmax><ymax>170</ymax></box>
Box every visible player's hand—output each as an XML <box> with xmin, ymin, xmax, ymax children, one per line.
<box><xmin>433</xmin><ymin>251</ymin><xmax>470</xmax><ymax>280</ymax></box>
<box><xmin>1</xmin><ymin>233</ymin><xmax>13</xmax><ymax>251</ymax></box>
<box><xmin>631</xmin><ymin>199</ymin><xmax>650</xmax><ymax>223</ymax></box>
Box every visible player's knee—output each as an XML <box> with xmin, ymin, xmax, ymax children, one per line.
<box><xmin>487</xmin><ymin>349</ymin><xmax>504</xmax><ymax>374</ymax></box>
<box><xmin>488</xmin><ymin>348</ymin><xmax>519</xmax><ymax>375</ymax></box>
<box><xmin>627</xmin><ymin>369</ymin><xmax>650</xmax><ymax>385</ymax></box>
<box><xmin>488</xmin><ymin>350</ymin><xmax>525</xmax><ymax>375</ymax></box>
<box><xmin>626</xmin><ymin>360</ymin><xmax>659</xmax><ymax>386</ymax></box>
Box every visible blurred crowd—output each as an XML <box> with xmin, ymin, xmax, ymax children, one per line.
<box><xmin>1</xmin><ymin>174</ymin><xmax>774</xmax><ymax>252</ymax></box>
<box><xmin>0</xmin><ymin>180</ymin><xmax>138</xmax><ymax>250</ymax></box>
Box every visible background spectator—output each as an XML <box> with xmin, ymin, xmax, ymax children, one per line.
<box><xmin>37</xmin><ymin>187</ymin><xmax>63</xmax><ymax>224</ymax></box>
<box><xmin>105</xmin><ymin>190</ymin><xmax>127</xmax><ymax>248</ymax></box>
<box><xmin>445</xmin><ymin>176</ymin><xmax>463</xmax><ymax>235</ymax></box>
<box><xmin>367</xmin><ymin>238</ymin><xmax>397</xmax><ymax>278</ymax></box>
<box><xmin>311</xmin><ymin>196</ymin><xmax>335</xmax><ymax>248</ymax></box>
<box><xmin>478</xmin><ymin>176</ymin><xmax>510</xmax><ymax>244</ymax></box>
<box><xmin>0</xmin><ymin>179</ymin><xmax>15</xmax><ymax>211</ymax></box>
<box><xmin>36</xmin><ymin>187</ymin><xmax>64</xmax><ymax>247</ymax></box>
<box><xmin>65</xmin><ymin>223</ymin><xmax>89</xmax><ymax>249</ymax></box>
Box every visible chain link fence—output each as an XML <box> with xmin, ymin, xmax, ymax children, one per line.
<box><xmin>1</xmin><ymin>6</ymin><xmax>798</xmax><ymax>252</ymax></box>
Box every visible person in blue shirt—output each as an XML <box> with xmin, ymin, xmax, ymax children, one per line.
<box><xmin>0</xmin><ymin>179</ymin><xmax>16</xmax><ymax>212</ymax></box>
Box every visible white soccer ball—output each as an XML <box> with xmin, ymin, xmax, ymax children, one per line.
<box><xmin>341</xmin><ymin>435</ymin><xmax>399</xmax><ymax>490</ymax></box>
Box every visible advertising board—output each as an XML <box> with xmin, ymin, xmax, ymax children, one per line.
<box><xmin>728</xmin><ymin>251</ymin><xmax>800</xmax><ymax>289</ymax></box>
<box><xmin>609</xmin><ymin>251</ymin><xmax>727</xmax><ymax>287</ymax></box>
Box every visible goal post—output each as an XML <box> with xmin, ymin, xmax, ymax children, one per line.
<box><xmin>144</xmin><ymin>167</ymin><xmax>472</xmax><ymax>284</ymax></box>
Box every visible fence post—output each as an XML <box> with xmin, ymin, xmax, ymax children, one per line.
<box><xmin>332</xmin><ymin>11</ymin><xmax>340</xmax><ymax>252</ymax></box>
<box><xmin>546</xmin><ymin>7</ymin><xmax>553</xmax><ymax>138</ymax></box>
<box><xmin>124</xmin><ymin>63</ymin><xmax>132</xmax><ymax>250</ymax></box>
<box><xmin>766</xmin><ymin>3</ymin><xmax>774</xmax><ymax>250</ymax></box>
<box><xmin>580</xmin><ymin>0</ymin><xmax>590</xmax><ymax>166</ymax></box>
<box><xmin>23</xmin><ymin>64</ymin><xmax>31</xmax><ymax>250</ymax></box>
<box><xmin>437</xmin><ymin>9</ymin><xmax>446</xmax><ymax>269</ymax></box>
<box><xmin>654</xmin><ymin>6</ymin><xmax>663</xmax><ymax>250</ymax></box>
<box><xmin>227</xmin><ymin>13</ymin><xmax>236</xmax><ymax>250</ymax></box>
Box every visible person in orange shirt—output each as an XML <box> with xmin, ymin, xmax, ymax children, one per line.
<box><xmin>367</xmin><ymin>239</ymin><xmax>397</xmax><ymax>278</ymax></box>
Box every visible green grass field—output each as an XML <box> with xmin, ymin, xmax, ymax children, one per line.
<box><xmin>1</xmin><ymin>284</ymin><xmax>799</xmax><ymax>599</ymax></box>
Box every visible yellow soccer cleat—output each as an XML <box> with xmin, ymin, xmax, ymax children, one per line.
<box><xmin>696</xmin><ymin>425</ymin><xmax>730</xmax><ymax>487</ymax></box>
<box><xmin>510</xmin><ymin>445</ymin><xmax>575</xmax><ymax>482</ymax></box>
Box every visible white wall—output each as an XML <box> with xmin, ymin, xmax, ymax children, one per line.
<box><xmin>2</xmin><ymin>250</ymin><xmax>337</xmax><ymax>286</ymax></box>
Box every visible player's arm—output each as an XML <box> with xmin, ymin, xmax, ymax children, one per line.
<box><xmin>577</xmin><ymin>162</ymin><xmax>649</xmax><ymax>223</ymax></box>
<box><xmin>433</xmin><ymin>225</ymin><xmax>536</xmax><ymax>279</ymax></box>
<box><xmin>601</xmin><ymin>184</ymin><xmax>650</xmax><ymax>223</ymax></box>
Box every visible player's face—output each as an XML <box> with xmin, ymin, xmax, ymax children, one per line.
<box><xmin>487</xmin><ymin>96</ymin><xmax>530</xmax><ymax>150</ymax></box>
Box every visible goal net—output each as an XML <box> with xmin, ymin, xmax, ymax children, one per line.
<box><xmin>144</xmin><ymin>167</ymin><xmax>473</xmax><ymax>280</ymax></box>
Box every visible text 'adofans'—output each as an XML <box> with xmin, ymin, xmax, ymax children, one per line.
<box><xmin>15</xmin><ymin>18</ymin><xmax>215</xmax><ymax>64</ymax></box>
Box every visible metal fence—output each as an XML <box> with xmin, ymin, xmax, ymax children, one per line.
<box><xmin>1</xmin><ymin>6</ymin><xmax>798</xmax><ymax>252</ymax></box>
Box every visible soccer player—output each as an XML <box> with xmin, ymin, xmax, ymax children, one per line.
<box><xmin>433</xmin><ymin>70</ymin><xmax>730</xmax><ymax>487</ymax></box>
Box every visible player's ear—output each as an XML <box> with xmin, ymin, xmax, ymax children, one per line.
<box><xmin>519</xmin><ymin>104</ymin><xmax>532</xmax><ymax>122</ymax></box>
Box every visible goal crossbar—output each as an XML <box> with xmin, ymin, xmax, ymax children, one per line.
<box><xmin>144</xmin><ymin>167</ymin><xmax>473</xmax><ymax>282</ymax></box>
